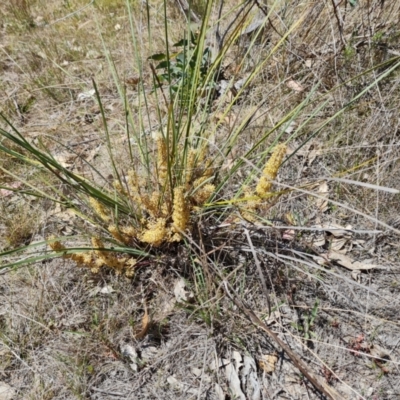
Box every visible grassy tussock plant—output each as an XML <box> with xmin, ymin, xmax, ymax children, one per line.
<box><xmin>1</xmin><ymin>2</ymin><xmax>400</xmax><ymax>398</ymax></box>
<box><xmin>1</xmin><ymin>0</ymin><xmax>399</xmax><ymax>280</ymax></box>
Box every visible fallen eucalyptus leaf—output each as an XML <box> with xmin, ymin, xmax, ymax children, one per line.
<box><xmin>225</xmin><ymin>358</ymin><xmax>246</xmax><ymax>400</ymax></box>
<box><xmin>329</xmin><ymin>250</ymin><xmax>384</xmax><ymax>270</ymax></box>
<box><xmin>286</xmin><ymin>79</ymin><xmax>304</xmax><ymax>92</ymax></box>
<box><xmin>77</xmin><ymin>89</ymin><xmax>95</xmax><ymax>101</ymax></box>
<box><xmin>331</xmin><ymin>237</ymin><xmax>348</xmax><ymax>251</ymax></box>
<box><xmin>241</xmin><ymin>355</ymin><xmax>261</xmax><ymax>400</ymax></box>
<box><xmin>134</xmin><ymin>305</ymin><xmax>150</xmax><ymax>339</ymax></box>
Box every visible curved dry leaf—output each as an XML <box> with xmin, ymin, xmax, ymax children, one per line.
<box><xmin>286</xmin><ymin>79</ymin><xmax>304</xmax><ymax>92</ymax></box>
<box><xmin>329</xmin><ymin>250</ymin><xmax>384</xmax><ymax>270</ymax></box>
<box><xmin>225</xmin><ymin>359</ymin><xmax>246</xmax><ymax>400</ymax></box>
<box><xmin>214</xmin><ymin>383</ymin><xmax>225</xmax><ymax>400</ymax></box>
<box><xmin>134</xmin><ymin>305</ymin><xmax>150</xmax><ymax>339</ymax></box>
<box><xmin>322</xmin><ymin>223</ymin><xmax>352</xmax><ymax>237</ymax></box>
<box><xmin>174</xmin><ymin>278</ymin><xmax>193</xmax><ymax>303</ymax></box>
<box><xmin>329</xmin><ymin>177</ymin><xmax>400</xmax><ymax>194</ymax></box>
<box><xmin>312</xmin><ymin>233</ymin><xmax>326</xmax><ymax>247</ymax></box>
<box><xmin>351</xmin><ymin>270</ymin><xmax>361</xmax><ymax>282</ymax></box>
<box><xmin>77</xmin><ymin>89</ymin><xmax>95</xmax><ymax>101</ymax></box>
<box><xmin>331</xmin><ymin>237</ymin><xmax>347</xmax><ymax>251</ymax></box>
<box><xmin>316</xmin><ymin>182</ymin><xmax>329</xmax><ymax>212</ymax></box>
<box><xmin>233</xmin><ymin>351</ymin><xmax>243</xmax><ymax>370</ymax></box>
<box><xmin>100</xmin><ymin>285</ymin><xmax>115</xmax><ymax>295</ymax></box>
<box><xmin>241</xmin><ymin>355</ymin><xmax>261</xmax><ymax>400</ymax></box>
<box><xmin>120</xmin><ymin>344</ymin><xmax>139</xmax><ymax>372</ymax></box>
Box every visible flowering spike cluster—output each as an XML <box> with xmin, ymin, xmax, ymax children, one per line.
<box><xmin>50</xmin><ymin>138</ymin><xmax>288</xmax><ymax>276</ymax></box>
<box><xmin>91</xmin><ymin>237</ymin><xmax>128</xmax><ymax>274</ymax></box>
<box><xmin>55</xmin><ymin>133</ymin><xmax>217</xmax><ymax>275</ymax></box>
<box><xmin>49</xmin><ymin>237</ymin><xmax>136</xmax><ymax>277</ymax></box>
<box><xmin>192</xmin><ymin>176</ymin><xmax>215</xmax><ymax>205</ymax></box>
<box><xmin>126</xmin><ymin>136</ymin><xmax>215</xmax><ymax>247</ymax></box>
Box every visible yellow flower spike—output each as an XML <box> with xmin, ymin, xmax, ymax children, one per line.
<box><xmin>237</xmin><ymin>186</ymin><xmax>262</xmax><ymax>223</ymax></box>
<box><xmin>113</xmin><ymin>180</ymin><xmax>127</xmax><ymax>195</ymax></box>
<box><xmin>49</xmin><ymin>239</ymin><xmax>96</xmax><ymax>269</ymax></box>
<box><xmin>94</xmin><ymin>257</ymin><xmax>104</xmax><ymax>269</ymax></box>
<box><xmin>185</xmin><ymin>148</ymin><xmax>197</xmax><ymax>187</ymax></box>
<box><xmin>91</xmin><ymin>236</ymin><xmax>126</xmax><ymax>273</ymax></box>
<box><xmin>108</xmin><ymin>225</ymin><xmax>124</xmax><ymax>243</ymax></box>
<box><xmin>124</xmin><ymin>258</ymin><xmax>136</xmax><ymax>278</ymax></box>
<box><xmin>156</xmin><ymin>134</ymin><xmax>168</xmax><ymax>185</ymax></box>
<box><xmin>127</xmin><ymin>170</ymin><xmax>142</xmax><ymax>203</ymax></box>
<box><xmin>89</xmin><ymin>198</ymin><xmax>111</xmax><ymax>223</ymax></box>
<box><xmin>140</xmin><ymin>192</ymin><xmax>161</xmax><ymax>219</ymax></box>
<box><xmin>140</xmin><ymin>218</ymin><xmax>167</xmax><ymax>247</ymax></box>
<box><xmin>125</xmin><ymin>268</ymin><xmax>135</xmax><ymax>278</ymax></box>
<box><xmin>192</xmin><ymin>183</ymin><xmax>215</xmax><ymax>205</ymax></box>
<box><xmin>91</xmin><ymin>236</ymin><xmax>104</xmax><ymax>252</ymax></box>
<box><xmin>172</xmin><ymin>186</ymin><xmax>190</xmax><ymax>238</ymax></box>
<box><xmin>120</xmin><ymin>226</ymin><xmax>136</xmax><ymax>238</ymax></box>
<box><xmin>91</xmin><ymin>236</ymin><xmax>110</xmax><ymax>263</ymax></box>
<box><xmin>127</xmin><ymin>169</ymin><xmax>138</xmax><ymax>188</ymax></box>
<box><xmin>256</xmin><ymin>144</ymin><xmax>286</xmax><ymax>198</ymax></box>
<box><xmin>198</xmin><ymin>143</ymin><xmax>209</xmax><ymax>162</ymax></box>
<box><xmin>161</xmin><ymin>201</ymin><xmax>170</xmax><ymax>218</ymax></box>
<box><xmin>49</xmin><ymin>236</ymin><xmax>132</xmax><ymax>275</ymax></box>
<box><xmin>71</xmin><ymin>253</ymin><xmax>85</xmax><ymax>265</ymax></box>
<box><xmin>149</xmin><ymin>191</ymin><xmax>162</xmax><ymax>218</ymax></box>
<box><xmin>82</xmin><ymin>253</ymin><xmax>93</xmax><ymax>265</ymax></box>
<box><xmin>49</xmin><ymin>239</ymin><xmax>66</xmax><ymax>252</ymax></box>
<box><xmin>193</xmin><ymin>175</ymin><xmax>207</xmax><ymax>187</ymax></box>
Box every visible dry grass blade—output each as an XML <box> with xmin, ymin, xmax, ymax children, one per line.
<box><xmin>243</xmin><ymin>227</ymin><xmax>271</xmax><ymax>316</ymax></box>
<box><xmin>328</xmin><ymin>177</ymin><xmax>400</xmax><ymax>194</ymax></box>
<box><xmin>275</xmin><ymin>181</ymin><xmax>400</xmax><ymax>236</ymax></box>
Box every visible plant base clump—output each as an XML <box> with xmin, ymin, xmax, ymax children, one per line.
<box><xmin>49</xmin><ymin>142</ymin><xmax>286</xmax><ymax>277</ymax></box>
